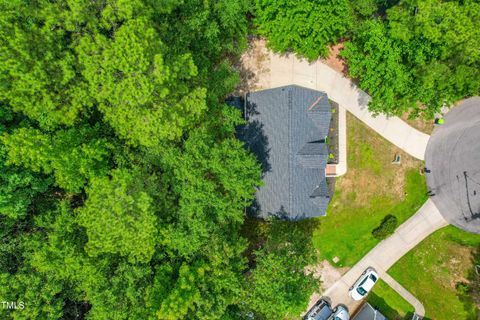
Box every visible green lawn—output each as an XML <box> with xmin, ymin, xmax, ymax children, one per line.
<box><xmin>388</xmin><ymin>226</ymin><xmax>480</xmax><ymax>320</ymax></box>
<box><xmin>368</xmin><ymin>279</ymin><xmax>414</xmax><ymax>320</ymax></box>
<box><xmin>312</xmin><ymin>113</ymin><xmax>427</xmax><ymax>267</ymax></box>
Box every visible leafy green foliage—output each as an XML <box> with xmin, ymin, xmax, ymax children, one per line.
<box><xmin>341</xmin><ymin>20</ymin><xmax>414</xmax><ymax>114</ymax></box>
<box><xmin>78</xmin><ymin>16</ymin><xmax>207</xmax><ymax>148</ymax></box>
<box><xmin>254</xmin><ymin>0</ymin><xmax>353</xmax><ymax>60</ymax></box>
<box><xmin>0</xmin><ymin>0</ymin><xmax>318</xmax><ymax>319</ymax></box>
<box><xmin>0</xmin><ymin>108</ymin><xmax>52</xmax><ymax>220</ymax></box>
<box><xmin>0</xmin><ymin>0</ymin><xmax>93</xmax><ymax>129</ymax></box>
<box><xmin>2</xmin><ymin>126</ymin><xmax>112</xmax><ymax>192</ymax></box>
<box><xmin>372</xmin><ymin>214</ymin><xmax>398</xmax><ymax>240</ymax></box>
<box><xmin>343</xmin><ymin>0</ymin><xmax>480</xmax><ymax>116</ymax></box>
<box><xmin>77</xmin><ymin>168</ymin><xmax>158</xmax><ymax>263</ymax></box>
<box><xmin>245</xmin><ymin>220</ymin><xmax>319</xmax><ymax>319</ymax></box>
<box><xmin>0</xmin><ymin>146</ymin><xmax>51</xmax><ymax>220</ymax></box>
<box><xmin>159</xmin><ymin>128</ymin><xmax>261</xmax><ymax>257</ymax></box>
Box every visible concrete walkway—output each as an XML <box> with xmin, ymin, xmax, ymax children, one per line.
<box><xmin>319</xmin><ymin>199</ymin><xmax>448</xmax><ymax>315</ymax></box>
<box><xmin>240</xmin><ymin>40</ymin><xmax>437</xmax><ymax>317</ymax></box>
<box><xmin>379</xmin><ymin>271</ymin><xmax>425</xmax><ymax>316</ymax></box>
<box><xmin>242</xmin><ymin>45</ymin><xmax>430</xmax><ymax>160</ymax></box>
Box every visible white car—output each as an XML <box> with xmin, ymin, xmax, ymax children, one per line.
<box><xmin>349</xmin><ymin>268</ymin><xmax>378</xmax><ymax>301</ymax></box>
<box><xmin>328</xmin><ymin>305</ymin><xmax>349</xmax><ymax>320</ymax></box>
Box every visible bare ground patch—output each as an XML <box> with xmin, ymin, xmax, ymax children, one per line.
<box><xmin>234</xmin><ymin>38</ymin><xmax>270</xmax><ymax>95</ymax></box>
<box><xmin>320</xmin><ymin>43</ymin><xmax>348</xmax><ymax>76</ymax></box>
<box><xmin>400</xmin><ymin>112</ymin><xmax>435</xmax><ymax>135</ymax></box>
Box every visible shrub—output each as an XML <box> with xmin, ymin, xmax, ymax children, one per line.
<box><xmin>372</xmin><ymin>214</ymin><xmax>398</xmax><ymax>240</ymax></box>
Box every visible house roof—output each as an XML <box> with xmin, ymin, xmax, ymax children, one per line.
<box><xmin>239</xmin><ymin>85</ymin><xmax>332</xmax><ymax>220</ymax></box>
<box><xmin>353</xmin><ymin>303</ymin><xmax>387</xmax><ymax>320</ymax></box>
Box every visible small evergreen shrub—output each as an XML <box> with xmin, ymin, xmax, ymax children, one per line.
<box><xmin>372</xmin><ymin>214</ymin><xmax>398</xmax><ymax>240</ymax></box>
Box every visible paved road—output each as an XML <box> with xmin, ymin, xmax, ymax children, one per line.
<box><xmin>425</xmin><ymin>97</ymin><xmax>480</xmax><ymax>234</ymax></box>
<box><xmin>242</xmin><ymin>48</ymin><xmax>430</xmax><ymax>160</ymax></box>
<box><xmin>317</xmin><ymin>199</ymin><xmax>447</xmax><ymax>315</ymax></box>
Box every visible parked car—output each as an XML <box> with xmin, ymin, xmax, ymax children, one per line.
<box><xmin>328</xmin><ymin>305</ymin><xmax>349</xmax><ymax>320</ymax></box>
<box><xmin>349</xmin><ymin>267</ymin><xmax>379</xmax><ymax>301</ymax></box>
<box><xmin>304</xmin><ymin>299</ymin><xmax>350</xmax><ymax>320</ymax></box>
<box><xmin>304</xmin><ymin>299</ymin><xmax>332</xmax><ymax>320</ymax></box>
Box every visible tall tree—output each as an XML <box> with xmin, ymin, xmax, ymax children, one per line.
<box><xmin>0</xmin><ymin>108</ymin><xmax>52</xmax><ymax>220</ymax></box>
<box><xmin>78</xmin><ymin>16</ymin><xmax>207</xmax><ymax>148</ymax></box>
<box><xmin>245</xmin><ymin>220</ymin><xmax>319</xmax><ymax>319</ymax></box>
<box><xmin>341</xmin><ymin>20</ymin><xmax>414</xmax><ymax>114</ymax></box>
<box><xmin>76</xmin><ymin>168</ymin><xmax>159</xmax><ymax>263</ymax></box>
<box><xmin>1</xmin><ymin>126</ymin><xmax>112</xmax><ymax>193</ymax></box>
<box><xmin>342</xmin><ymin>0</ymin><xmax>480</xmax><ymax>116</ymax></box>
<box><xmin>0</xmin><ymin>0</ymin><xmax>93</xmax><ymax>129</ymax></box>
<box><xmin>254</xmin><ymin>0</ymin><xmax>353</xmax><ymax>60</ymax></box>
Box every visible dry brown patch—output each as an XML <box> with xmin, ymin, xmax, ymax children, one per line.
<box><xmin>320</xmin><ymin>42</ymin><xmax>348</xmax><ymax>76</ymax></box>
<box><xmin>307</xmin><ymin>260</ymin><xmax>350</xmax><ymax>291</ymax></box>
<box><xmin>235</xmin><ymin>38</ymin><xmax>270</xmax><ymax>94</ymax></box>
<box><xmin>445</xmin><ymin>244</ymin><xmax>475</xmax><ymax>289</ymax></box>
<box><xmin>400</xmin><ymin>112</ymin><xmax>435</xmax><ymax>135</ymax></box>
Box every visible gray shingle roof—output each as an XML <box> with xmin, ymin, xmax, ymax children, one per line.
<box><xmin>241</xmin><ymin>85</ymin><xmax>332</xmax><ymax>220</ymax></box>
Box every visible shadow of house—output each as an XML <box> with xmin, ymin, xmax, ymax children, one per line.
<box><xmin>230</xmin><ymin>85</ymin><xmax>334</xmax><ymax>221</ymax></box>
<box><xmin>238</xmin><ymin>119</ymin><xmax>272</xmax><ymax>175</ymax></box>
<box><xmin>227</xmin><ymin>96</ymin><xmax>272</xmax><ymax>176</ymax></box>
<box><xmin>353</xmin><ymin>302</ymin><xmax>387</xmax><ymax>320</ymax></box>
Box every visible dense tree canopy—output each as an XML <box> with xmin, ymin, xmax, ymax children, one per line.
<box><xmin>343</xmin><ymin>0</ymin><xmax>480</xmax><ymax>116</ymax></box>
<box><xmin>245</xmin><ymin>220</ymin><xmax>318</xmax><ymax>319</ymax></box>
<box><xmin>76</xmin><ymin>168</ymin><xmax>159</xmax><ymax>263</ymax></box>
<box><xmin>255</xmin><ymin>0</ymin><xmax>480</xmax><ymax>115</ymax></box>
<box><xmin>0</xmin><ymin>0</ymin><xmax>322</xmax><ymax>319</ymax></box>
<box><xmin>3</xmin><ymin>0</ymin><xmax>478</xmax><ymax>318</ymax></box>
<box><xmin>254</xmin><ymin>0</ymin><xmax>353</xmax><ymax>60</ymax></box>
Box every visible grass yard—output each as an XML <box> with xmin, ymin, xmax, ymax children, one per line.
<box><xmin>388</xmin><ymin>226</ymin><xmax>480</xmax><ymax>320</ymax></box>
<box><xmin>312</xmin><ymin>113</ymin><xmax>428</xmax><ymax>267</ymax></box>
<box><xmin>368</xmin><ymin>279</ymin><xmax>414</xmax><ymax>320</ymax></box>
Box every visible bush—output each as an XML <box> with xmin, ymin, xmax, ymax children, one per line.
<box><xmin>372</xmin><ymin>214</ymin><xmax>398</xmax><ymax>240</ymax></box>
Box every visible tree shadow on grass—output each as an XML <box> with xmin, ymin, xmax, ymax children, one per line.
<box><xmin>368</xmin><ymin>292</ymin><xmax>403</xmax><ymax>319</ymax></box>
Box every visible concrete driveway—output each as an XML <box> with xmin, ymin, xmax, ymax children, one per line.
<box><xmin>240</xmin><ymin>42</ymin><xmax>430</xmax><ymax>160</ymax></box>
<box><xmin>318</xmin><ymin>199</ymin><xmax>447</xmax><ymax>315</ymax></box>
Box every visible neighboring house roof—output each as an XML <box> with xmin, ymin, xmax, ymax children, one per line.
<box><xmin>353</xmin><ymin>303</ymin><xmax>387</xmax><ymax>320</ymax></box>
<box><xmin>238</xmin><ymin>85</ymin><xmax>332</xmax><ymax>220</ymax></box>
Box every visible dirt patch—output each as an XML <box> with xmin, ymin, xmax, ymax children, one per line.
<box><xmin>235</xmin><ymin>38</ymin><xmax>270</xmax><ymax>94</ymax></box>
<box><xmin>445</xmin><ymin>245</ymin><xmax>475</xmax><ymax>289</ymax></box>
<box><xmin>320</xmin><ymin>43</ymin><xmax>348</xmax><ymax>76</ymax></box>
<box><xmin>400</xmin><ymin>112</ymin><xmax>435</xmax><ymax>135</ymax></box>
<box><xmin>307</xmin><ymin>260</ymin><xmax>350</xmax><ymax>291</ymax></box>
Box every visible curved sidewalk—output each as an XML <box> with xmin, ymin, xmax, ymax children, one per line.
<box><xmin>242</xmin><ymin>46</ymin><xmax>430</xmax><ymax>160</ymax></box>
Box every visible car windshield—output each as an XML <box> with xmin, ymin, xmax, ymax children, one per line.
<box><xmin>356</xmin><ymin>286</ymin><xmax>367</xmax><ymax>296</ymax></box>
<box><xmin>334</xmin><ymin>317</ymin><xmax>342</xmax><ymax>320</ymax></box>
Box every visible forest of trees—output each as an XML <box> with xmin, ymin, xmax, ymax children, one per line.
<box><xmin>1</xmin><ymin>0</ymin><xmax>479</xmax><ymax>319</ymax></box>
<box><xmin>0</xmin><ymin>1</ymin><xmax>316</xmax><ymax>319</ymax></box>
<box><xmin>255</xmin><ymin>0</ymin><xmax>480</xmax><ymax>117</ymax></box>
